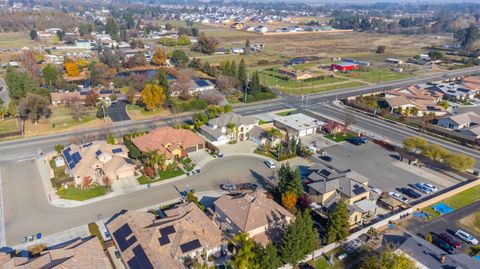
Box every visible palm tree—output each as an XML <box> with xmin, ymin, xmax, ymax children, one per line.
<box><xmin>144</xmin><ymin>150</ymin><xmax>167</xmax><ymax>177</ymax></box>
<box><xmin>226</xmin><ymin>122</ymin><xmax>238</xmax><ymax>143</ymax></box>
<box><xmin>266</xmin><ymin>127</ymin><xmax>281</xmax><ymax>149</ymax></box>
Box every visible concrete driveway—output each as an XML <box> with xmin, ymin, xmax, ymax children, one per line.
<box><xmin>188</xmin><ymin>150</ymin><xmax>214</xmax><ymax>168</ymax></box>
<box><xmin>107</xmin><ymin>100</ymin><xmax>131</xmax><ymax>122</ymax></box>
<box><xmin>217</xmin><ymin>140</ymin><xmax>258</xmax><ymax>156</ymax></box>
<box><xmin>1</xmin><ymin>155</ymin><xmax>274</xmax><ymax>246</ymax></box>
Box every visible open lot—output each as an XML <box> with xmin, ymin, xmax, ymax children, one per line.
<box><xmin>310</xmin><ymin>138</ymin><xmax>459</xmax><ymax>195</ymax></box>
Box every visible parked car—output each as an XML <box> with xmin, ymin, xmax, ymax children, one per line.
<box><xmin>319</xmin><ymin>155</ymin><xmax>332</xmax><ymax>162</ymax></box>
<box><xmin>433</xmin><ymin>238</ymin><xmax>455</xmax><ymax>254</ymax></box>
<box><xmin>455</xmin><ymin>229</ymin><xmax>479</xmax><ymax>245</ymax></box>
<box><xmin>236</xmin><ymin>183</ymin><xmax>258</xmax><ymax>191</ymax></box>
<box><xmin>438</xmin><ymin>233</ymin><xmax>462</xmax><ymax>249</ymax></box>
<box><xmin>265</xmin><ymin>160</ymin><xmax>276</xmax><ymax>169</ymax></box>
<box><xmin>422</xmin><ymin>183</ymin><xmax>438</xmax><ymax>192</ymax></box>
<box><xmin>220</xmin><ymin>183</ymin><xmax>236</xmax><ymax>191</ymax></box>
<box><xmin>398</xmin><ymin>187</ymin><xmax>421</xmax><ymax>199</ymax></box>
<box><xmin>372</xmin><ymin>188</ymin><xmax>382</xmax><ymax>196</ymax></box>
<box><xmin>388</xmin><ymin>191</ymin><xmax>409</xmax><ymax>203</ymax></box>
<box><xmin>347</xmin><ymin>137</ymin><xmax>366</xmax><ymax>145</ymax></box>
<box><xmin>412</xmin><ymin>183</ymin><xmax>433</xmax><ymax>194</ymax></box>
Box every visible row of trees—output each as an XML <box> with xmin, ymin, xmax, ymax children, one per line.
<box><xmin>403</xmin><ymin>137</ymin><xmax>475</xmax><ymax>172</ymax></box>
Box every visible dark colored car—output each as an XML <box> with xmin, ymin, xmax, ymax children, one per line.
<box><xmin>348</xmin><ymin>137</ymin><xmax>367</xmax><ymax>145</ymax></box>
<box><xmin>298</xmin><ymin>263</ymin><xmax>315</xmax><ymax>269</ymax></box>
<box><xmin>433</xmin><ymin>238</ymin><xmax>455</xmax><ymax>254</ymax></box>
<box><xmin>439</xmin><ymin>233</ymin><xmax>462</xmax><ymax>249</ymax></box>
<box><xmin>398</xmin><ymin>187</ymin><xmax>421</xmax><ymax>199</ymax></box>
<box><xmin>236</xmin><ymin>183</ymin><xmax>258</xmax><ymax>191</ymax></box>
<box><xmin>319</xmin><ymin>155</ymin><xmax>333</xmax><ymax>162</ymax></box>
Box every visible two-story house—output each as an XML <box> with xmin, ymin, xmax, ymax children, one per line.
<box><xmin>200</xmin><ymin>112</ymin><xmax>258</xmax><ymax>146</ymax></box>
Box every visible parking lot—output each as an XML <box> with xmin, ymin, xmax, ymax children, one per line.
<box><xmin>308</xmin><ymin>137</ymin><xmax>460</xmax><ymax>198</ymax></box>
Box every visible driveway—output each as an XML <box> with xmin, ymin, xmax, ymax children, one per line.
<box><xmin>217</xmin><ymin>140</ymin><xmax>258</xmax><ymax>156</ymax></box>
<box><xmin>0</xmin><ymin>77</ymin><xmax>10</xmax><ymax>105</ymax></box>
<box><xmin>188</xmin><ymin>150</ymin><xmax>214</xmax><ymax>168</ymax></box>
<box><xmin>1</xmin><ymin>155</ymin><xmax>274</xmax><ymax>246</ymax></box>
<box><xmin>107</xmin><ymin>100</ymin><xmax>131</xmax><ymax>122</ymax></box>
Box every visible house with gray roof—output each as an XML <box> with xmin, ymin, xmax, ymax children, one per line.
<box><xmin>437</xmin><ymin>111</ymin><xmax>480</xmax><ymax>139</ymax></box>
<box><xmin>274</xmin><ymin>113</ymin><xmax>325</xmax><ymax>137</ymax></box>
<box><xmin>383</xmin><ymin>233</ymin><xmax>480</xmax><ymax>269</ymax></box>
<box><xmin>200</xmin><ymin>112</ymin><xmax>258</xmax><ymax>146</ymax></box>
<box><xmin>306</xmin><ymin>163</ymin><xmax>376</xmax><ymax>226</ymax></box>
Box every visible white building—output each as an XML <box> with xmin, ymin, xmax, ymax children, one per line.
<box><xmin>200</xmin><ymin>112</ymin><xmax>258</xmax><ymax>146</ymax></box>
<box><xmin>274</xmin><ymin>113</ymin><xmax>325</xmax><ymax>137</ymax></box>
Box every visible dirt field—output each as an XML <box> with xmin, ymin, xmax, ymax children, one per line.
<box><xmin>458</xmin><ymin>211</ymin><xmax>480</xmax><ymax>237</ymax></box>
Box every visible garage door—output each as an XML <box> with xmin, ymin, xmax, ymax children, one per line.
<box><xmin>198</xmin><ymin>143</ymin><xmax>204</xmax><ymax>150</ymax></box>
<box><xmin>299</xmin><ymin>130</ymin><xmax>307</xmax><ymax>136</ymax></box>
<box><xmin>306</xmin><ymin>128</ymin><xmax>313</xmax><ymax>135</ymax></box>
<box><xmin>185</xmin><ymin>146</ymin><xmax>198</xmax><ymax>153</ymax></box>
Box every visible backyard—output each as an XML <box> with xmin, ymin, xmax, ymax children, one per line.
<box><xmin>423</xmin><ymin>185</ymin><xmax>480</xmax><ymax>219</ymax></box>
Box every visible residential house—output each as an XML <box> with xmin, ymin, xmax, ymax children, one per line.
<box><xmin>429</xmin><ymin>82</ymin><xmax>476</xmax><ymax>101</ymax></box>
<box><xmin>200</xmin><ymin>112</ymin><xmax>258</xmax><ymax>146</ymax></box>
<box><xmin>0</xmin><ymin>237</ymin><xmax>111</xmax><ymax>268</ymax></box>
<box><xmin>306</xmin><ymin>164</ymin><xmax>377</xmax><ymax>226</ymax></box>
<box><xmin>274</xmin><ymin>113</ymin><xmax>325</xmax><ymax>137</ymax></box>
<box><xmin>62</xmin><ymin>141</ymin><xmax>135</xmax><ymax>186</ymax></box>
<box><xmin>214</xmin><ymin>191</ymin><xmax>293</xmax><ymax>245</ymax></box>
<box><xmin>75</xmin><ymin>40</ymin><xmax>92</xmax><ymax>50</ymax></box>
<box><xmin>51</xmin><ymin>90</ymin><xmax>114</xmax><ymax>106</ymax></box>
<box><xmin>254</xmin><ymin>26</ymin><xmax>268</xmax><ymax>33</ymax></box>
<box><xmin>386</xmin><ymin>58</ymin><xmax>404</xmax><ymax>64</ymax></box>
<box><xmin>277</xmin><ymin>67</ymin><xmax>313</xmax><ymax>80</ymax></box>
<box><xmin>383</xmin><ymin>95</ymin><xmax>448</xmax><ymax>116</ymax></box>
<box><xmin>384</xmin><ymin>86</ymin><xmax>444</xmax><ymax>102</ymax></box>
<box><xmin>437</xmin><ymin>111</ymin><xmax>480</xmax><ymax>139</ymax></box>
<box><xmin>248</xmin><ymin>126</ymin><xmax>282</xmax><ymax>148</ymax></box>
<box><xmin>132</xmin><ymin>126</ymin><xmax>205</xmax><ymax>164</ymax></box>
<box><xmin>107</xmin><ymin>203</ymin><xmax>225</xmax><ymax>269</ymax></box>
<box><xmin>231</xmin><ymin>48</ymin><xmax>244</xmax><ymax>54</ymax></box>
<box><xmin>383</xmin><ymin>233</ymin><xmax>480</xmax><ymax>269</ymax></box>
<box><xmin>231</xmin><ymin>22</ymin><xmax>244</xmax><ymax>30</ymax></box>
<box><xmin>214</xmin><ymin>48</ymin><xmax>228</xmax><ymax>55</ymax></box>
<box><xmin>170</xmin><ymin>79</ymin><xmax>216</xmax><ymax>97</ymax></box>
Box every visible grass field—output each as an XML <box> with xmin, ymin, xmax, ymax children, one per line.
<box><xmin>57</xmin><ymin>185</ymin><xmax>108</xmax><ymax>201</ymax></box>
<box><xmin>324</xmin><ymin>133</ymin><xmax>355</xmax><ymax>142</ymax></box>
<box><xmin>424</xmin><ymin>185</ymin><xmax>480</xmax><ymax>220</ymax></box>
<box><xmin>0</xmin><ymin>119</ymin><xmax>19</xmax><ymax>134</ymax></box>
<box><xmin>340</xmin><ymin>68</ymin><xmax>413</xmax><ymax>84</ymax></box>
<box><xmin>0</xmin><ymin>32</ymin><xmax>34</xmax><ymax>49</ymax></box>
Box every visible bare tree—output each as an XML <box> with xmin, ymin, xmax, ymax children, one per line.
<box><xmin>67</xmin><ymin>96</ymin><xmax>87</xmax><ymax>120</ymax></box>
<box><xmin>216</xmin><ymin>75</ymin><xmax>239</xmax><ymax>93</ymax></box>
<box><xmin>343</xmin><ymin>110</ymin><xmax>355</xmax><ymax>130</ymax></box>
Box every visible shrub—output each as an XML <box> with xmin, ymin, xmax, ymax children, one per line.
<box><xmin>144</xmin><ymin>166</ymin><xmax>155</xmax><ymax>178</ymax></box>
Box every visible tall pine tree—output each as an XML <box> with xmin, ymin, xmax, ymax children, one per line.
<box><xmin>237</xmin><ymin>59</ymin><xmax>248</xmax><ymax>90</ymax></box>
<box><xmin>254</xmin><ymin>243</ymin><xmax>282</xmax><ymax>269</ymax></box>
<box><xmin>326</xmin><ymin>198</ymin><xmax>350</xmax><ymax>243</ymax></box>
<box><xmin>277</xmin><ymin>162</ymin><xmax>303</xmax><ymax>196</ymax></box>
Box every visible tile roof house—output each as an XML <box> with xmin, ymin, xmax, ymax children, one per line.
<box><xmin>437</xmin><ymin>111</ymin><xmax>480</xmax><ymax>139</ymax></box>
<box><xmin>248</xmin><ymin>126</ymin><xmax>282</xmax><ymax>149</ymax></box>
<box><xmin>0</xmin><ymin>237</ymin><xmax>111</xmax><ymax>269</ymax></box>
<box><xmin>384</xmin><ymin>86</ymin><xmax>444</xmax><ymax>102</ymax></box>
<box><xmin>200</xmin><ymin>112</ymin><xmax>258</xmax><ymax>146</ymax></box>
<box><xmin>106</xmin><ymin>203</ymin><xmax>224</xmax><ymax>269</ymax></box>
<box><xmin>63</xmin><ymin>141</ymin><xmax>135</xmax><ymax>186</ymax></box>
<box><xmin>306</xmin><ymin>163</ymin><xmax>376</xmax><ymax>226</ymax></box>
<box><xmin>383</xmin><ymin>233</ymin><xmax>480</xmax><ymax>269</ymax></box>
<box><xmin>51</xmin><ymin>90</ymin><xmax>114</xmax><ymax>106</ymax></box>
<box><xmin>214</xmin><ymin>191</ymin><xmax>293</xmax><ymax>245</ymax></box>
<box><xmin>132</xmin><ymin>127</ymin><xmax>205</xmax><ymax>163</ymax></box>
<box><xmin>382</xmin><ymin>88</ymin><xmax>448</xmax><ymax>116</ymax></box>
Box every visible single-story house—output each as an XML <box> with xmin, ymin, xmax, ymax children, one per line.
<box><xmin>277</xmin><ymin>67</ymin><xmax>313</xmax><ymax>80</ymax></box>
<box><xmin>214</xmin><ymin>191</ymin><xmax>293</xmax><ymax>245</ymax></box>
<box><xmin>51</xmin><ymin>90</ymin><xmax>114</xmax><ymax>106</ymax></box>
<box><xmin>107</xmin><ymin>203</ymin><xmax>225</xmax><ymax>269</ymax></box>
<box><xmin>200</xmin><ymin>112</ymin><xmax>258</xmax><ymax>146</ymax></box>
<box><xmin>428</xmin><ymin>82</ymin><xmax>476</xmax><ymax>101</ymax></box>
<box><xmin>383</xmin><ymin>95</ymin><xmax>448</xmax><ymax>116</ymax></box>
<box><xmin>437</xmin><ymin>111</ymin><xmax>480</xmax><ymax>139</ymax></box>
<box><xmin>274</xmin><ymin>113</ymin><xmax>325</xmax><ymax>137</ymax></box>
<box><xmin>248</xmin><ymin>126</ymin><xmax>282</xmax><ymax>148</ymax></box>
<box><xmin>132</xmin><ymin>126</ymin><xmax>205</xmax><ymax>163</ymax></box>
<box><xmin>62</xmin><ymin>141</ymin><xmax>135</xmax><ymax>186</ymax></box>
<box><xmin>170</xmin><ymin>79</ymin><xmax>216</xmax><ymax>97</ymax></box>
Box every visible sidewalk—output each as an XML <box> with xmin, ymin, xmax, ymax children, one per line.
<box><xmin>0</xmin><ymin>168</ymin><xmax>6</xmax><ymax>247</ymax></box>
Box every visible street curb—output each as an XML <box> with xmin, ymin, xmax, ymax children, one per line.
<box><xmin>0</xmin><ymin>168</ymin><xmax>6</xmax><ymax>247</ymax></box>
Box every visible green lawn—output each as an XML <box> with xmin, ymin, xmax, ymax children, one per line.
<box><xmin>253</xmin><ymin>148</ymin><xmax>277</xmax><ymax>159</ymax></box>
<box><xmin>276</xmin><ymin>110</ymin><xmax>296</xmax><ymax>116</ymax></box>
<box><xmin>424</xmin><ymin>185</ymin><xmax>480</xmax><ymax>220</ymax></box>
<box><xmin>324</xmin><ymin>133</ymin><xmax>355</xmax><ymax>142</ymax></box>
<box><xmin>307</xmin><ymin>257</ymin><xmax>343</xmax><ymax>269</ymax></box>
<box><xmin>48</xmin><ymin>106</ymin><xmax>97</xmax><ymax>129</ymax></box>
<box><xmin>0</xmin><ymin>119</ymin><xmax>19</xmax><ymax>134</ymax></box>
<box><xmin>0</xmin><ymin>32</ymin><xmax>34</xmax><ymax>49</ymax></box>
<box><xmin>127</xmin><ymin>104</ymin><xmax>166</xmax><ymax>116</ymax></box>
<box><xmin>137</xmin><ymin>168</ymin><xmax>185</xmax><ymax>185</ymax></box>
<box><xmin>49</xmin><ymin>158</ymin><xmax>68</xmax><ymax>179</ymax></box>
<box><xmin>57</xmin><ymin>185</ymin><xmax>108</xmax><ymax>201</ymax></box>
<box><xmin>342</xmin><ymin>68</ymin><xmax>413</xmax><ymax>84</ymax></box>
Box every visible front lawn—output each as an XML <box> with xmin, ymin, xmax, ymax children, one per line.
<box><xmin>57</xmin><ymin>185</ymin><xmax>108</xmax><ymax>201</ymax></box>
<box><xmin>423</xmin><ymin>184</ymin><xmax>480</xmax><ymax>220</ymax></box>
<box><xmin>324</xmin><ymin>133</ymin><xmax>355</xmax><ymax>142</ymax></box>
<box><xmin>254</xmin><ymin>148</ymin><xmax>277</xmax><ymax>159</ymax></box>
<box><xmin>137</xmin><ymin>168</ymin><xmax>185</xmax><ymax>185</ymax></box>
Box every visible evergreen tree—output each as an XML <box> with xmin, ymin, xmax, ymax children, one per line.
<box><xmin>42</xmin><ymin>64</ymin><xmax>58</xmax><ymax>88</ymax></box>
<box><xmin>326</xmin><ymin>198</ymin><xmax>350</xmax><ymax>243</ymax></box>
<box><xmin>254</xmin><ymin>243</ymin><xmax>282</xmax><ymax>269</ymax></box>
<box><xmin>105</xmin><ymin>17</ymin><xmax>119</xmax><ymax>40</ymax></box>
<box><xmin>230</xmin><ymin>60</ymin><xmax>238</xmax><ymax>77</ymax></box>
<box><xmin>277</xmin><ymin>162</ymin><xmax>303</xmax><ymax>196</ymax></box>
<box><xmin>237</xmin><ymin>59</ymin><xmax>248</xmax><ymax>90</ymax></box>
<box><xmin>230</xmin><ymin>233</ymin><xmax>257</xmax><ymax>269</ymax></box>
<box><xmin>248</xmin><ymin>71</ymin><xmax>261</xmax><ymax>94</ymax></box>
<box><xmin>279</xmin><ymin>210</ymin><xmax>318</xmax><ymax>266</ymax></box>
<box><xmin>245</xmin><ymin>39</ymin><xmax>251</xmax><ymax>54</ymax></box>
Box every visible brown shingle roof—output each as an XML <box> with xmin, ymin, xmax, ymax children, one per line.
<box><xmin>132</xmin><ymin>127</ymin><xmax>204</xmax><ymax>158</ymax></box>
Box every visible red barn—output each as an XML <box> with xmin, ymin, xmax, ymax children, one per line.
<box><xmin>331</xmin><ymin>62</ymin><xmax>359</xmax><ymax>71</ymax></box>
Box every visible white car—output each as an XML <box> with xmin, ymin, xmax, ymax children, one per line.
<box><xmin>372</xmin><ymin>188</ymin><xmax>382</xmax><ymax>196</ymax></box>
<box><xmin>422</xmin><ymin>183</ymin><xmax>438</xmax><ymax>192</ymax></box>
<box><xmin>455</xmin><ymin>229</ymin><xmax>479</xmax><ymax>245</ymax></box>
<box><xmin>265</xmin><ymin>160</ymin><xmax>276</xmax><ymax>169</ymax></box>
<box><xmin>388</xmin><ymin>192</ymin><xmax>409</xmax><ymax>203</ymax></box>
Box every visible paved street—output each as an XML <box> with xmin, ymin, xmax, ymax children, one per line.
<box><xmin>404</xmin><ymin>200</ymin><xmax>480</xmax><ymax>253</ymax></box>
<box><xmin>1</xmin><ymin>155</ymin><xmax>274</xmax><ymax>246</ymax></box>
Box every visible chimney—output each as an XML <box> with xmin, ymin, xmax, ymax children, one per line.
<box><xmin>439</xmin><ymin>254</ymin><xmax>446</xmax><ymax>264</ymax></box>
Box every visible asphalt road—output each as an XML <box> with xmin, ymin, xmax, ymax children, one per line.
<box><xmin>308</xmin><ymin>103</ymin><xmax>480</xmax><ymax>168</ymax></box>
<box><xmin>1</xmin><ymin>155</ymin><xmax>274</xmax><ymax>246</ymax></box>
<box><xmin>404</xmin><ymin>200</ymin><xmax>480</xmax><ymax>254</ymax></box>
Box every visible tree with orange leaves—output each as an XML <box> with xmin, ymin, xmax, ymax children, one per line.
<box><xmin>65</xmin><ymin>61</ymin><xmax>80</xmax><ymax>77</ymax></box>
<box><xmin>151</xmin><ymin>47</ymin><xmax>167</xmax><ymax>66</ymax></box>
<box><xmin>281</xmin><ymin>191</ymin><xmax>298</xmax><ymax>210</ymax></box>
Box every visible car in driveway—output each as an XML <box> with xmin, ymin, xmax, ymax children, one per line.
<box><xmin>398</xmin><ymin>187</ymin><xmax>421</xmax><ymax>199</ymax></box>
<box><xmin>388</xmin><ymin>191</ymin><xmax>409</xmax><ymax>203</ymax></box>
<box><xmin>412</xmin><ymin>183</ymin><xmax>433</xmax><ymax>194</ymax></box>
<box><xmin>438</xmin><ymin>233</ymin><xmax>462</xmax><ymax>249</ymax></box>
<box><xmin>319</xmin><ymin>155</ymin><xmax>332</xmax><ymax>162</ymax></box>
<box><xmin>265</xmin><ymin>160</ymin><xmax>276</xmax><ymax>168</ymax></box>
<box><xmin>432</xmin><ymin>238</ymin><xmax>455</xmax><ymax>254</ymax></box>
<box><xmin>237</xmin><ymin>183</ymin><xmax>258</xmax><ymax>191</ymax></box>
<box><xmin>455</xmin><ymin>229</ymin><xmax>479</xmax><ymax>245</ymax></box>
<box><xmin>220</xmin><ymin>183</ymin><xmax>236</xmax><ymax>191</ymax></box>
